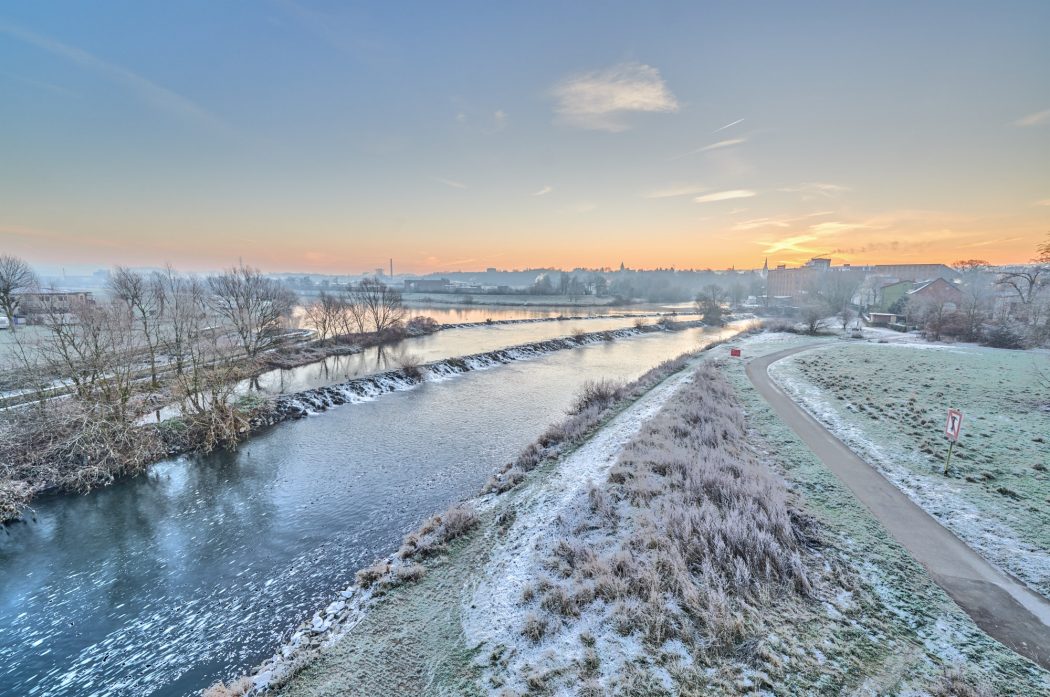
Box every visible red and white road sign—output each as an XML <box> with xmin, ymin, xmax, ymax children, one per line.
<box><xmin>945</xmin><ymin>408</ymin><xmax>963</xmax><ymax>441</ymax></box>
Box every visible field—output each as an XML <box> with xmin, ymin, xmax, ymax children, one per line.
<box><xmin>266</xmin><ymin>332</ymin><xmax>1050</xmax><ymax>696</ymax></box>
<box><xmin>770</xmin><ymin>341</ymin><xmax>1050</xmax><ymax>598</ymax></box>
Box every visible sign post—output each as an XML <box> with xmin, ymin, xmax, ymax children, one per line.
<box><xmin>943</xmin><ymin>408</ymin><xmax>963</xmax><ymax>475</ymax></box>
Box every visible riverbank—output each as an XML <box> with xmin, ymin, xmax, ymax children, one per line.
<box><xmin>0</xmin><ymin>319</ymin><xmax>713</xmax><ymax>522</ymax></box>
<box><xmin>230</xmin><ymin>331</ymin><xmax>1050</xmax><ymax>696</ymax></box>
<box><xmin>206</xmin><ymin>340</ymin><xmax>722</xmax><ymax>696</ymax></box>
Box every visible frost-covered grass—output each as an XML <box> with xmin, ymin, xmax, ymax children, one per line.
<box><xmin>723</xmin><ymin>333</ymin><xmax>1048</xmax><ymax>695</ymax></box>
<box><xmin>270</xmin><ymin>331</ymin><xmax>1050</xmax><ymax>697</ymax></box>
<box><xmin>482</xmin><ymin>364</ymin><xmax>823</xmax><ymax>694</ymax></box>
<box><xmin>770</xmin><ymin>342</ymin><xmax>1050</xmax><ymax>597</ymax></box>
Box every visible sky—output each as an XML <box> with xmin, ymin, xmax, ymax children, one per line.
<box><xmin>1</xmin><ymin>1</ymin><xmax>1048</xmax><ymax>274</ymax></box>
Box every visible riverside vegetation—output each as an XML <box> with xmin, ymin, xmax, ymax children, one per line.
<box><xmin>0</xmin><ymin>262</ymin><xmax>434</xmax><ymax>520</ymax></box>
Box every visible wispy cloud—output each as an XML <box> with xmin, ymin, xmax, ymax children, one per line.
<box><xmin>644</xmin><ymin>183</ymin><xmax>707</xmax><ymax>199</ymax></box>
<box><xmin>0</xmin><ymin>19</ymin><xmax>221</xmax><ymax>129</ymax></box>
<box><xmin>695</xmin><ymin>190</ymin><xmax>756</xmax><ymax>204</ymax></box>
<box><xmin>714</xmin><ymin>118</ymin><xmax>744</xmax><ymax>133</ymax></box>
<box><xmin>732</xmin><ymin>211</ymin><xmax>833</xmax><ymax>231</ymax></box>
<box><xmin>780</xmin><ymin>182</ymin><xmax>851</xmax><ymax>198</ymax></box>
<box><xmin>532</xmin><ymin>185</ymin><xmax>553</xmax><ymax>196</ymax></box>
<box><xmin>702</xmin><ymin>138</ymin><xmax>745</xmax><ymax>152</ymax></box>
<box><xmin>1014</xmin><ymin>109</ymin><xmax>1050</xmax><ymax>127</ymax></box>
<box><xmin>493</xmin><ymin>109</ymin><xmax>508</xmax><ymax>130</ymax></box>
<box><xmin>809</xmin><ymin>221</ymin><xmax>867</xmax><ymax>235</ymax></box>
<box><xmin>551</xmin><ymin>62</ymin><xmax>678</xmax><ymax>132</ymax></box>
<box><xmin>435</xmin><ymin>177</ymin><xmax>467</xmax><ymax>189</ymax></box>
<box><xmin>757</xmin><ymin>234</ymin><xmax>819</xmax><ymax>256</ymax></box>
<box><xmin>1036</xmin><ymin>198</ymin><xmax>1050</xmax><ymax>206</ymax></box>
<box><xmin>668</xmin><ymin>137</ymin><xmax>746</xmax><ymax>160</ymax></box>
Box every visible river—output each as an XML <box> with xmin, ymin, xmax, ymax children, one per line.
<box><xmin>0</xmin><ymin>323</ymin><xmax>739</xmax><ymax>697</ymax></box>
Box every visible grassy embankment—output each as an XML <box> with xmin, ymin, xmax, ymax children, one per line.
<box><xmin>239</xmin><ymin>332</ymin><xmax>1049</xmax><ymax>696</ymax></box>
<box><xmin>770</xmin><ymin>342</ymin><xmax>1050</xmax><ymax>598</ymax></box>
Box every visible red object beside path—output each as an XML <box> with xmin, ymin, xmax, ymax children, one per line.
<box><xmin>730</xmin><ymin>348</ymin><xmax>741</xmax><ymax>357</ymax></box>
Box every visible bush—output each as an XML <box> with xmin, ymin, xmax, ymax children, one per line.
<box><xmin>761</xmin><ymin>318</ymin><xmax>797</xmax><ymax>334</ymax></box>
<box><xmin>405</xmin><ymin>316</ymin><xmax>439</xmax><ymax>335</ymax></box>
<box><xmin>398</xmin><ymin>353</ymin><xmax>425</xmax><ymax>380</ymax></box>
<box><xmin>981</xmin><ymin>324</ymin><xmax>1025</xmax><ymax>349</ymax></box>
<box><xmin>568</xmin><ymin>379</ymin><xmax>624</xmax><ymax>415</ymax></box>
<box><xmin>355</xmin><ymin>561</ymin><xmax>389</xmax><ymax>587</ymax></box>
<box><xmin>202</xmin><ymin>677</ymin><xmax>253</xmax><ymax>697</ymax></box>
<box><xmin>394</xmin><ymin>563</ymin><xmax>426</xmax><ymax>584</ymax></box>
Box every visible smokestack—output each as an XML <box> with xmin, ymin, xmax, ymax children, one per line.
<box><xmin>389</xmin><ymin>258</ymin><xmax>393</xmax><ymax>278</ymax></box>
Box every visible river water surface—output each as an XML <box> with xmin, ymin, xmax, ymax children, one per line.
<box><xmin>1</xmin><ymin>323</ymin><xmax>739</xmax><ymax>697</ymax></box>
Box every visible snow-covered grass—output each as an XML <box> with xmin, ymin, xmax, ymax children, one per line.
<box><xmin>770</xmin><ymin>341</ymin><xmax>1050</xmax><ymax>598</ymax></box>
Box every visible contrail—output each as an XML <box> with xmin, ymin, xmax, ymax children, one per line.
<box><xmin>713</xmin><ymin>118</ymin><xmax>744</xmax><ymax>133</ymax></box>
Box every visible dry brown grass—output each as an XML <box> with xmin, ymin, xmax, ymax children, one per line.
<box><xmin>201</xmin><ymin>676</ymin><xmax>253</xmax><ymax>697</ymax></box>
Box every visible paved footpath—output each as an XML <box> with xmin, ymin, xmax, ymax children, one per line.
<box><xmin>748</xmin><ymin>344</ymin><xmax>1050</xmax><ymax>670</ymax></box>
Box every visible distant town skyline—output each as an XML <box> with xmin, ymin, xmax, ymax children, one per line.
<box><xmin>2</xmin><ymin>2</ymin><xmax>1048</xmax><ymax>273</ymax></box>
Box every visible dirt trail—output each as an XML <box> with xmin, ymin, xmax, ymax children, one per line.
<box><xmin>748</xmin><ymin>344</ymin><xmax>1050</xmax><ymax>670</ymax></box>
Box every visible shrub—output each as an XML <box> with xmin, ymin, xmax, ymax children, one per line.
<box><xmin>397</xmin><ymin>353</ymin><xmax>425</xmax><ymax>380</ymax></box>
<box><xmin>439</xmin><ymin>503</ymin><xmax>479</xmax><ymax>540</ymax></box>
<box><xmin>405</xmin><ymin>316</ymin><xmax>439</xmax><ymax>335</ymax></box>
<box><xmin>981</xmin><ymin>324</ymin><xmax>1025</xmax><ymax>349</ymax></box>
<box><xmin>397</xmin><ymin>503</ymin><xmax>479</xmax><ymax>560</ymax></box>
<box><xmin>202</xmin><ymin>677</ymin><xmax>253</xmax><ymax>697</ymax></box>
<box><xmin>522</xmin><ymin>612</ymin><xmax>548</xmax><ymax>642</ymax></box>
<box><xmin>761</xmin><ymin>318</ymin><xmax>797</xmax><ymax>334</ymax></box>
<box><xmin>394</xmin><ymin>563</ymin><xmax>426</xmax><ymax>584</ymax></box>
<box><xmin>568</xmin><ymin>379</ymin><xmax>624</xmax><ymax>415</ymax></box>
<box><xmin>355</xmin><ymin>561</ymin><xmax>389</xmax><ymax>587</ymax></box>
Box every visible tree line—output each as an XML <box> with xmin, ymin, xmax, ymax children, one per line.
<box><xmin>0</xmin><ymin>259</ymin><xmax>415</xmax><ymax>516</ymax></box>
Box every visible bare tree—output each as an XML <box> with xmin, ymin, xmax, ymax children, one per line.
<box><xmin>304</xmin><ymin>291</ymin><xmax>345</xmax><ymax>341</ymax></box>
<box><xmin>812</xmin><ymin>270</ymin><xmax>861</xmax><ymax>316</ymax></box>
<box><xmin>951</xmin><ymin>260</ymin><xmax>993</xmax><ymax>340</ymax></box>
<box><xmin>108</xmin><ymin>266</ymin><xmax>167</xmax><ymax>387</ymax></box>
<box><xmin>170</xmin><ymin>290</ymin><xmax>251</xmax><ymax>453</ymax></box>
<box><xmin>0</xmin><ymin>254</ymin><xmax>37</xmax><ymax>331</ymax></box>
<box><xmin>207</xmin><ymin>264</ymin><xmax>297</xmax><ymax>360</ymax></box>
<box><xmin>157</xmin><ymin>266</ymin><xmax>202</xmax><ymax>376</ymax></box>
<box><xmin>695</xmin><ymin>284</ymin><xmax>726</xmax><ymax>325</ymax></box>
<box><xmin>350</xmin><ymin>279</ymin><xmax>406</xmax><ymax>334</ymax></box>
<box><xmin>35</xmin><ymin>296</ymin><xmax>142</xmax><ymax>427</ymax></box>
<box><xmin>838</xmin><ymin>306</ymin><xmax>855</xmax><ymax>331</ymax></box>
<box><xmin>338</xmin><ymin>284</ymin><xmax>369</xmax><ymax>336</ymax></box>
<box><xmin>800</xmin><ymin>300</ymin><xmax>829</xmax><ymax>335</ymax></box>
<box><xmin>996</xmin><ymin>236</ymin><xmax>1050</xmax><ymax>326</ymax></box>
